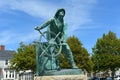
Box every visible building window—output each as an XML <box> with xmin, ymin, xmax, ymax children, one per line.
<box><xmin>5</xmin><ymin>60</ymin><xmax>8</xmax><ymax>65</ymax></box>
<box><xmin>12</xmin><ymin>71</ymin><xmax>14</xmax><ymax>78</ymax></box>
<box><xmin>6</xmin><ymin>71</ymin><xmax>7</xmax><ymax>78</ymax></box>
<box><xmin>9</xmin><ymin>71</ymin><xmax>11</xmax><ymax>78</ymax></box>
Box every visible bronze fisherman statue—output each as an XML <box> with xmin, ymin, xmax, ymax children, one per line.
<box><xmin>35</xmin><ymin>8</ymin><xmax>78</xmax><ymax>76</ymax></box>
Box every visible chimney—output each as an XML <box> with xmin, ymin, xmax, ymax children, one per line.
<box><xmin>0</xmin><ymin>45</ymin><xmax>5</xmax><ymax>51</ymax></box>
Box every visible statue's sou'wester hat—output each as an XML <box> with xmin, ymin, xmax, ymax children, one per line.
<box><xmin>54</xmin><ymin>8</ymin><xmax>65</xmax><ymax>18</ymax></box>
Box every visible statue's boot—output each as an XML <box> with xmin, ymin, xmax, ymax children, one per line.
<box><xmin>56</xmin><ymin>59</ymin><xmax>61</xmax><ymax>71</ymax></box>
<box><xmin>71</xmin><ymin>63</ymin><xmax>78</xmax><ymax>69</ymax></box>
<box><xmin>67</xmin><ymin>50</ymin><xmax>78</xmax><ymax>69</ymax></box>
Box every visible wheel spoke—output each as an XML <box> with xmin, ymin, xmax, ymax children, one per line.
<box><xmin>39</xmin><ymin>31</ymin><xmax>62</xmax><ymax>57</ymax></box>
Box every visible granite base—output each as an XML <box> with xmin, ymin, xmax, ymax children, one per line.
<box><xmin>34</xmin><ymin>74</ymin><xmax>87</xmax><ymax>80</ymax></box>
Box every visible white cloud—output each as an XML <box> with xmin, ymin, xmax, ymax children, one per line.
<box><xmin>0</xmin><ymin>0</ymin><xmax>98</xmax><ymax>49</ymax></box>
<box><xmin>0</xmin><ymin>0</ymin><xmax>58</xmax><ymax>19</ymax></box>
<box><xmin>0</xmin><ymin>31</ymin><xmax>11</xmax><ymax>44</ymax></box>
<box><xmin>0</xmin><ymin>0</ymin><xmax>97</xmax><ymax>22</ymax></box>
<box><xmin>63</xmin><ymin>0</ymin><xmax>97</xmax><ymax>34</ymax></box>
<box><xmin>0</xmin><ymin>30</ymin><xmax>39</xmax><ymax>45</ymax></box>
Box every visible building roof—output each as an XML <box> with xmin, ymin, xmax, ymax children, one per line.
<box><xmin>0</xmin><ymin>50</ymin><xmax>15</xmax><ymax>60</ymax></box>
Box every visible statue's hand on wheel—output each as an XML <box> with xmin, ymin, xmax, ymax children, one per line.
<box><xmin>61</xmin><ymin>40</ymin><xmax>64</xmax><ymax>43</ymax></box>
<box><xmin>34</xmin><ymin>26</ymin><xmax>40</xmax><ymax>30</ymax></box>
<box><xmin>61</xmin><ymin>39</ymin><xmax>66</xmax><ymax>45</ymax></box>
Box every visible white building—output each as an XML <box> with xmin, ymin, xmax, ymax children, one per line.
<box><xmin>0</xmin><ymin>45</ymin><xmax>19</xmax><ymax>80</ymax></box>
<box><xmin>115</xmin><ymin>69</ymin><xmax>120</xmax><ymax>76</ymax></box>
<box><xmin>19</xmin><ymin>70</ymin><xmax>33</xmax><ymax>80</ymax></box>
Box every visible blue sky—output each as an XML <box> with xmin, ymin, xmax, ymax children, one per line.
<box><xmin>0</xmin><ymin>0</ymin><xmax>120</xmax><ymax>53</ymax></box>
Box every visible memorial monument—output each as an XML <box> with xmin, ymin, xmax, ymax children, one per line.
<box><xmin>34</xmin><ymin>8</ymin><xmax>87</xmax><ymax>80</ymax></box>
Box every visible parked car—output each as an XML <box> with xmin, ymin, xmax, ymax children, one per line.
<box><xmin>114</xmin><ymin>75</ymin><xmax>120</xmax><ymax>80</ymax></box>
<box><xmin>89</xmin><ymin>77</ymin><xmax>100</xmax><ymax>80</ymax></box>
<box><xmin>106</xmin><ymin>77</ymin><xmax>112</xmax><ymax>80</ymax></box>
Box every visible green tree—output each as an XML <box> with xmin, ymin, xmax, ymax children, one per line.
<box><xmin>10</xmin><ymin>42</ymin><xmax>36</xmax><ymax>73</ymax></box>
<box><xmin>92</xmin><ymin>31</ymin><xmax>120</xmax><ymax>79</ymax></box>
<box><xmin>60</xmin><ymin>35</ymin><xmax>94</xmax><ymax>72</ymax></box>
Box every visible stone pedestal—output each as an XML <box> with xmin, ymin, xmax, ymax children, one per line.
<box><xmin>34</xmin><ymin>74</ymin><xmax>87</xmax><ymax>80</ymax></box>
<box><xmin>34</xmin><ymin>69</ymin><xmax>87</xmax><ymax>80</ymax></box>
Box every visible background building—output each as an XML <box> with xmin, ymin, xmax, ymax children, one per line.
<box><xmin>0</xmin><ymin>45</ymin><xmax>19</xmax><ymax>80</ymax></box>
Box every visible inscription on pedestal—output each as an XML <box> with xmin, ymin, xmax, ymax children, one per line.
<box><xmin>43</xmin><ymin>69</ymin><xmax>82</xmax><ymax>76</ymax></box>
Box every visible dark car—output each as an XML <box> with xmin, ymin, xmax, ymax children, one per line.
<box><xmin>89</xmin><ymin>77</ymin><xmax>100</xmax><ymax>80</ymax></box>
<box><xmin>106</xmin><ymin>77</ymin><xmax>112</xmax><ymax>80</ymax></box>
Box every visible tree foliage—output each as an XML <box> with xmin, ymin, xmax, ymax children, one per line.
<box><xmin>92</xmin><ymin>31</ymin><xmax>120</xmax><ymax>78</ymax></box>
<box><xmin>10</xmin><ymin>42</ymin><xmax>36</xmax><ymax>72</ymax></box>
<box><xmin>10</xmin><ymin>35</ymin><xmax>94</xmax><ymax>73</ymax></box>
<box><xmin>59</xmin><ymin>35</ymin><xmax>94</xmax><ymax>72</ymax></box>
